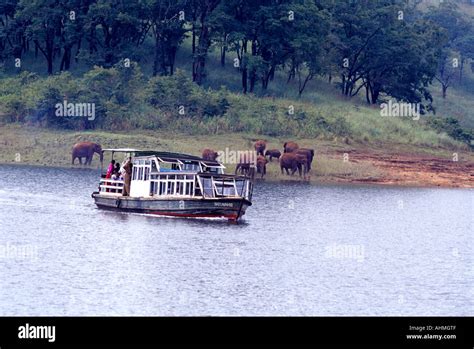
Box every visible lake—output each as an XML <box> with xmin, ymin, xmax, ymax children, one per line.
<box><xmin>0</xmin><ymin>164</ymin><xmax>472</xmax><ymax>315</ymax></box>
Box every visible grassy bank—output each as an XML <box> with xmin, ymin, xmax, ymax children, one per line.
<box><xmin>1</xmin><ymin>124</ymin><xmax>472</xmax><ymax>187</ymax></box>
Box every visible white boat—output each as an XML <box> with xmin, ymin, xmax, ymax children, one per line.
<box><xmin>91</xmin><ymin>149</ymin><xmax>254</xmax><ymax>222</ymax></box>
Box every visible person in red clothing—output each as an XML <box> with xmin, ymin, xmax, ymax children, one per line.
<box><xmin>105</xmin><ymin>160</ymin><xmax>115</xmax><ymax>192</ymax></box>
<box><xmin>105</xmin><ymin>160</ymin><xmax>115</xmax><ymax>179</ymax></box>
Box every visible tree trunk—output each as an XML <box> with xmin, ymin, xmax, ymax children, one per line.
<box><xmin>370</xmin><ymin>84</ymin><xmax>380</xmax><ymax>104</ymax></box>
<box><xmin>152</xmin><ymin>34</ymin><xmax>160</xmax><ymax>76</ymax></box>
<box><xmin>75</xmin><ymin>38</ymin><xmax>81</xmax><ymax>62</ymax></box>
<box><xmin>442</xmin><ymin>84</ymin><xmax>447</xmax><ymax>99</ymax></box>
<box><xmin>169</xmin><ymin>46</ymin><xmax>177</xmax><ymax>75</ymax></box>
<box><xmin>249</xmin><ymin>70</ymin><xmax>256</xmax><ymax>92</ymax></box>
<box><xmin>192</xmin><ymin>22</ymin><xmax>196</xmax><ymax>81</ymax></box>
<box><xmin>365</xmin><ymin>83</ymin><xmax>371</xmax><ymax>104</ymax></box>
<box><xmin>240</xmin><ymin>40</ymin><xmax>248</xmax><ymax>93</ymax></box>
<box><xmin>287</xmin><ymin>59</ymin><xmax>296</xmax><ymax>83</ymax></box>
<box><xmin>269</xmin><ymin>64</ymin><xmax>275</xmax><ymax>82</ymax></box>
<box><xmin>194</xmin><ymin>24</ymin><xmax>210</xmax><ymax>85</ymax></box>
<box><xmin>242</xmin><ymin>66</ymin><xmax>248</xmax><ymax>94</ymax></box>
<box><xmin>47</xmin><ymin>53</ymin><xmax>53</xmax><ymax>74</ymax></box>
<box><xmin>46</xmin><ymin>38</ymin><xmax>54</xmax><ymax>75</ymax></box>
<box><xmin>220</xmin><ymin>34</ymin><xmax>227</xmax><ymax>67</ymax></box>
<box><xmin>60</xmin><ymin>45</ymin><xmax>71</xmax><ymax>71</ymax></box>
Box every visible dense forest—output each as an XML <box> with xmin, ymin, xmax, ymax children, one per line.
<box><xmin>0</xmin><ymin>0</ymin><xmax>473</xmax><ymax>147</ymax></box>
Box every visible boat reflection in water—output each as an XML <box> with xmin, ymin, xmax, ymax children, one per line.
<box><xmin>91</xmin><ymin>149</ymin><xmax>254</xmax><ymax>222</ymax></box>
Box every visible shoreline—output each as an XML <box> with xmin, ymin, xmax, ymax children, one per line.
<box><xmin>1</xmin><ymin>161</ymin><xmax>472</xmax><ymax>190</ymax></box>
<box><xmin>0</xmin><ymin>125</ymin><xmax>472</xmax><ymax>189</ymax></box>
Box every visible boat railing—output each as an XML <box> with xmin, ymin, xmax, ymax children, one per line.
<box><xmin>99</xmin><ymin>178</ymin><xmax>124</xmax><ymax>196</ymax></box>
<box><xmin>197</xmin><ymin>173</ymin><xmax>252</xmax><ymax>200</ymax></box>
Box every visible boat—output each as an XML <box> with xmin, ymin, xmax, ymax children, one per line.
<box><xmin>91</xmin><ymin>148</ymin><xmax>254</xmax><ymax>222</ymax></box>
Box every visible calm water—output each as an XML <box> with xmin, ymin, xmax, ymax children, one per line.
<box><xmin>0</xmin><ymin>164</ymin><xmax>472</xmax><ymax>316</ymax></box>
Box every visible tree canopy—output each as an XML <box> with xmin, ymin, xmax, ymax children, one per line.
<box><xmin>1</xmin><ymin>0</ymin><xmax>473</xmax><ymax>107</ymax></box>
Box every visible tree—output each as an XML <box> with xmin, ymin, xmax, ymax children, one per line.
<box><xmin>425</xmin><ymin>2</ymin><xmax>472</xmax><ymax>98</ymax></box>
<box><xmin>146</xmin><ymin>0</ymin><xmax>187</xmax><ymax>76</ymax></box>
<box><xmin>329</xmin><ymin>0</ymin><xmax>442</xmax><ymax>111</ymax></box>
<box><xmin>15</xmin><ymin>0</ymin><xmax>66</xmax><ymax>74</ymax></box>
<box><xmin>190</xmin><ymin>0</ymin><xmax>221</xmax><ymax>85</ymax></box>
<box><xmin>284</xmin><ymin>0</ymin><xmax>329</xmax><ymax>96</ymax></box>
<box><xmin>83</xmin><ymin>0</ymin><xmax>144</xmax><ymax>67</ymax></box>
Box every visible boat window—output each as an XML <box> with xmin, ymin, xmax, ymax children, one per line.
<box><xmin>138</xmin><ymin>167</ymin><xmax>143</xmax><ymax>180</ymax></box>
<box><xmin>145</xmin><ymin>160</ymin><xmax>151</xmax><ymax>165</ymax></box>
<box><xmin>201</xmin><ymin>178</ymin><xmax>214</xmax><ymax>198</ymax></box>
<box><xmin>168</xmin><ymin>182</ymin><xmax>175</xmax><ymax>195</ymax></box>
<box><xmin>159</xmin><ymin>162</ymin><xmax>177</xmax><ymax>172</ymax></box>
<box><xmin>202</xmin><ymin>165</ymin><xmax>222</xmax><ymax>174</ymax></box>
<box><xmin>182</xmin><ymin>162</ymin><xmax>200</xmax><ymax>172</ymax></box>
<box><xmin>144</xmin><ymin>167</ymin><xmax>150</xmax><ymax>181</ymax></box>
<box><xmin>214</xmin><ymin>180</ymin><xmax>236</xmax><ymax>196</ymax></box>
<box><xmin>235</xmin><ymin>180</ymin><xmax>245</xmax><ymax>196</ymax></box>
<box><xmin>132</xmin><ymin>167</ymin><xmax>138</xmax><ymax>180</ymax></box>
<box><xmin>176</xmin><ymin>182</ymin><xmax>184</xmax><ymax>196</ymax></box>
<box><xmin>151</xmin><ymin>159</ymin><xmax>158</xmax><ymax>172</ymax></box>
<box><xmin>159</xmin><ymin>182</ymin><xmax>166</xmax><ymax>195</ymax></box>
<box><xmin>185</xmin><ymin>182</ymin><xmax>193</xmax><ymax>196</ymax></box>
<box><xmin>195</xmin><ymin>178</ymin><xmax>202</xmax><ymax>196</ymax></box>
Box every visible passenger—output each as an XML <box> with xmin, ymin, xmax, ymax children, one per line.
<box><xmin>105</xmin><ymin>160</ymin><xmax>115</xmax><ymax>179</ymax></box>
<box><xmin>122</xmin><ymin>157</ymin><xmax>133</xmax><ymax>196</ymax></box>
<box><xmin>111</xmin><ymin>170</ymin><xmax>120</xmax><ymax>193</ymax></box>
<box><xmin>113</xmin><ymin>162</ymin><xmax>120</xmax><ymax>176</ymax></box>
<box><xmin>105</xmin><ymin>160</ymin><xmax>115</xmax><ymax>192</ymax></box>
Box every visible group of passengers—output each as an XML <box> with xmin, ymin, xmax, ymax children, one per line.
<box><xmin>106</xmin><ymin>160</ymin><xmax>123</xmax><ymax>181</ymax></box>
<box><xmin>103</xmin><ymin>158</ymin><xmax>132</xmax><ymax>195</ymax></box>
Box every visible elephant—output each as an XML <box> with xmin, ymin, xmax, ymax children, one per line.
<box><xmin>264</xmin><ymin>149</ymin><xmax>281</xmax><ymax>162</ymax></box>
<box><xmin>296</xmin><ymin>148</ymin><xmax>315</xmax><ymax>171</ymax></box>
<box><xmin>256</xmin><ymin>155</ymin><xmax>268</xmax><ymax>179</ymax></box>
<box><xmin>202</xmin><ymin>148</ymin><xmax>219</xmax><ymax>161</ymax></box>
<box><xmin>235</xmin><ymin>152</ymin><xmax>255</xmax><ymax>177</ymax></box>
<box><xmin>280</xmin><ymin>152</ymin><xmax>308</xmax><ymax>177</ymax></box>
<box><xmin>283</xmin><ymin>141</ymin><xmax>299</xmax><ymax>153</ymax></box>
<box><xmin>254</xmin><ymin>140</ymin><xmax>267</xmax><ymax>156</ymax></box>
<box><xmin>72</xmin><ymin>142</ymin><xmax>103</xmax><ymax>165</ymax></box>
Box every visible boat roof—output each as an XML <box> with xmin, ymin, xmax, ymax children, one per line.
<box><xmin>102</xmin><ymin>148</ymin><xmax>140</xmax><ymax>153</ymax></box>
<box><xmin>102</xmin><ymin>149</ymin><xmax>221</xmax><ymax>166</ymax></box>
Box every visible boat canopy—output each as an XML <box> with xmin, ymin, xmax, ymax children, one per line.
<box><xmin>102</xmin><ymin>148</ymin><xmax>141</xmax><ymax>153</ymax></box>
<box><xmin>102</xmin><ymin>149</ymin><xmax>220</xmax><ymax>165</ymax></box>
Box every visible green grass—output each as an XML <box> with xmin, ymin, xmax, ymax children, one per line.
<box><xmin>0</xmin><ymin>123</ymin><xmax>387</xmax><ymax>187</ymax></box>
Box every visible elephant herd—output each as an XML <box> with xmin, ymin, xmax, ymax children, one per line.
<box><xmin>72</xmin><ymin>140</ymin><xmax>314</xmax><ymax>180</ymax></box>
<box><xmin>202</xmin><ymin>140</ymin><xmax>314</xmax><ymax>179</ymax></box>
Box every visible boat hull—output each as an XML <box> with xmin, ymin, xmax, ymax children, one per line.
<box><xmin>91</xmin><ymin>193</ymin><xmax>251</xmax><ymax>221</ymax></box>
